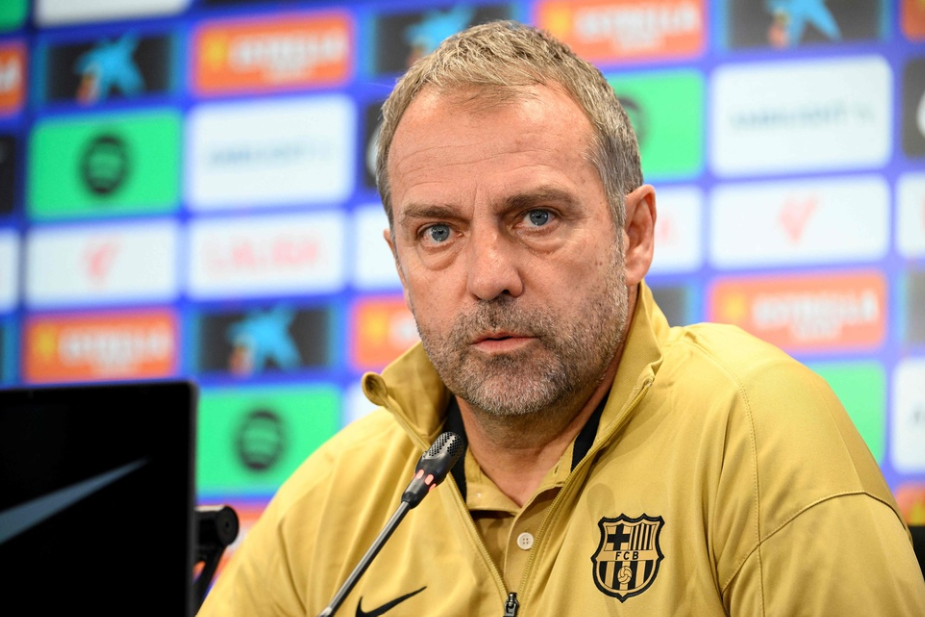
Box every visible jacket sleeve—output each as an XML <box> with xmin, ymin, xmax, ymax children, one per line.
<box><xmin>703</xmin><ymin>336</ymin><xmax>925</xmax><ymax>615</ymax></box>
<box><xmin>721</xmin><ymin>492</ymin><xmax>925</xmax><ymax>615</ymax></box>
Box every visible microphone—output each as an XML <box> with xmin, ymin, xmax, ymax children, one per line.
<box><xmin>317</xmin><ymin>432</ymin><xmax>466</xmax><ymax>617</ymax></box>
<box><xmin>401</xmin><ymin>431</ymin><xmax>466</xmax><ymax>508</ymax></box>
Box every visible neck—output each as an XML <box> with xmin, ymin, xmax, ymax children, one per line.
<box><xmin>458</xmin><ymin>350</ymin><xmax>621</xmax><ymax>507</ymax></box>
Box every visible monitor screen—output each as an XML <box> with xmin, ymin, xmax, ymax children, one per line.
<box><xmin>0</xmin><ymin>379</ymin><xmax>197</xmax><ymax>615</ymax></box>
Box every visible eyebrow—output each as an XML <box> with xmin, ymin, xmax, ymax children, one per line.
<box><xmin>397</xmin><ymin>186</ymin><xmax>579</xmax><ymax>227</ymax></box>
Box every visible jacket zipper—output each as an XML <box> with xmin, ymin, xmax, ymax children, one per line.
<box><xmin>514</xmin><ymin>378</ymin><xmax>654</xmax><ymax>612</ymax></box>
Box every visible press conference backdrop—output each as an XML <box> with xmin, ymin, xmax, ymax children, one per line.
<box><xmin>0</xmin><ymin>0</ymin><xmax>923</xmax><ymax>576</ymax></box>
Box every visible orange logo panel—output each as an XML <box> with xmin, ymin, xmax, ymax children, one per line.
<box><xmin>193</xmin><ymin>11</ymin><xmax>352</xmax><ymax>95</ymax></box>
<box><xmin>351</xmin><ymin>296</ymin><xmax>419</xmax><ymax>371</ymax></box>
<box><xmin>902</xmin><ymin>0</ymin><xmax>925</xmax><ymax>40</ymax></box>
<box><xmin>0</xmin><ymin>42</ymin><xmax>25</xmax><ymax>115</ymax></box>
<box><xmin>895</xmin><ymin>483</ymin><xmax>925</xmax><ymax>525</ymax></box>
<box><xmin>536</xmin><ymin>0</ymin><xmax>704</xmax><ymax>63</ymax></box>
<box><xmin>708</xmin><ymin>271</ymin><xmax>886</xmax><ymax>353</ymax></box>
<box><xmin>24</xmin><ymin>310</ymin><xmax>178</xmax><ymax>383</ymax></box>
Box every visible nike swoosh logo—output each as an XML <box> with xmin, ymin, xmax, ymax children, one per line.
<box><xmin>356</xmin><ymin>586</ymin><xmax>426</xmax><ymax>617</ymax></box>
<box><xmin>0</xmin><ymin>458</ymin><xmax>147</xmax><ymax>546</ymax></box>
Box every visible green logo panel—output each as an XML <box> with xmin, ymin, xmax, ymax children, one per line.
<box><xmin>28</xmin><ymin>109</ymin><xmax>180</xmax><ymax>220</ymax></box>
<box><xmin>809</xmin><ymin>361</ymin><xmax>886</xmax><ymax>462</ymax></box>
<box><xmin>0</xmin><ymin>0</ymin><xmax>27</xmax><ymax>31</ymax></box>
<box><xmin>607</xmin><ymin>70</ymin><xmax>704</xmax><ymax>181</ymax></box>
<box><xmin>197</xmin><ymin>384</ymin><xmax>341</xmax><ymax>496</ymax></box>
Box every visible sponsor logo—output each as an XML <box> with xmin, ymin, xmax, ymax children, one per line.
<box><xmin>371</xmin><ymin>4</ymin><xmax>513</xmax><ymax>74</ymax></box>
<box><xmin>711</xmin><ymin>56</ymin><xmax>891</xmax><ymax>177</ymax></box>
<box><xmin>894</xmin><ymin>483</ymin><xmax>925</xmax><ymax>524</ymax></box>
<box><xmin>902</xmin><ymin>269</ymin><xmax>925</xmax><ymax>346</ymax></box>
<box><xmin>0</xmin><ymin>460</ymin><xmax>146</xmax><ymax>546</ymax></box>
<box><xmin>901</xmin><ymin>0</ymin><xmax>925</xmax><ymax>40</ymax></box>
<box><xmin>592</xmin><ymin>514</ymin><xmax>664</xmax><ymax>601</ymax></box>
<box><xmin>0</xmin><ymin>229</ymin><xmax>17</xmax><ymax>311</ymax></box>
<box><xmin>363</xmin><ymin>101</ymin><xmax>385</xmax><ymax>190</ymax></box>
<box><xmin>537</xmin><ymin>0</ymin><xmax>704</xmax><ymax>63</ymax></box>
<box><xmin>708</xmin><ymin>271</ymin><xmax>886</xmax><ymax>353</ymax></box>
<box><xmin>807</xmin><ymin>361</ymin><xmax>885</xmax><ymax>461</ymax></box>
<box><xmin>648</xmin><ymin>186</ymin><xmax>702</xmax><ymax>274</ymax></box>
<box><xmin>41</xmin><ymin>31</ymin><xmax>173</xmax><ymax>105</ymax></box>
<box><xmin>607</xmin><ymin>70</ymin><xmax>703</xmax><ymax>180</ymax></box>
<box><xmin>722</xmin><ymin>0</ymin><xmax>885</xmax><ymax>49</ymax></box>
<box><xmin>0</xmin><ymin>42</ymin><xmax>25</xmax><ymax>116</ymax></box>
<box><xmin>353</xmin><ymin>204</ymin><xmax>401</xmax><ymax>290</ymax></box>
<box><xmin>186</xmin><ymin>96</ymin><xmax>354</xmax><ymax>209</ymax></box>
<box><xmin>196</xmin><ymin>385</ymin><xmax>340</xmax><ymax>494</ymax></box>
<box><xmin>193</xmin><ymin>11</ymin><xmax>352</xmax><ymax>96</ymax></box>
<box><xmin>350</xmin><ymin>296</ymin><xmax>418</xmax><ymax>371</ymax></box>
<box><xmin>356</xmin><ymin>588</ymin><xmax>427</xmax><ymax>617</ymax></box>
<box><xmin>897</xmin><ymin>173</ymin><xmax>925</xmax><ymax>257</ymax></box>
<box><xmin>0</xmin><ymin>0</ymin><xmax>27</xmax><ymax>32</ymax></box>
<box><xmin>28</xmin><ymin>110</ymin><xmax>181</xmax><ymax>220</ymax></box>
<box><xmin>34</xmin><ymin>0</ymin><xmax>190</xmax><ymax>27</ymax></box>
<box><xmin>25</xmin><ymin>220</ymin><xmax>179</xmax><ymax>307</ymax></box>
<box><xmin>193</xmin><ymin>303</ymin><xmax>332</xmax><ymax>376</ymax></box>
<box><xmin>0</xmin><ymin>135</ymin><xmax>15</xmax><ymax>215</ymax></box>
<box><xmin>187</xmin><ymin>211</ymin><xmax>346</xmax><ymax>299</ymax></box>
<box><xmin>710</xmin><ymin>175</ymin><xmax>888</xmax><ymax>268</ymax></box>
<box><xmin>23</xmin><ymin>309</ymin><xmax>177</xmax><ymax>383</ymax></box>
<box><xmin>901</xmin><ymin>57</ymin><xmax>925</xmax><ymax>158</ymax></box>
<box><xmin>892</xmin><ymin>358</ymin><xmax>925</xmax><ymax>472</ymax></box>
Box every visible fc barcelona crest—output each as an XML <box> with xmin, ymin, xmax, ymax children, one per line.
<box><xmin>591</xmin><ymin>514</ymin><xmax>664</xmax><ymax>601</ymax></box>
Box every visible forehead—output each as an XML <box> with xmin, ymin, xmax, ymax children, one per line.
<box><xmin>387</xmin><ymin>83</ymin><xmax>598</xmax><ymax>205</ymax></box>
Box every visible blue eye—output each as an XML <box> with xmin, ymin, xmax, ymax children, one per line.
<box><xmin>427</xmin><ymin>224</ymin><xmax>450</xmax><ymax>242</ymax></box>
<box><xmin>527</xmin><ymin>210</ymin><xmax>550</xmax><ymax>226</ymax></box>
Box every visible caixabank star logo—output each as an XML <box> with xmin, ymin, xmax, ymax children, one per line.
<box><xmin>591</xmin><ymin>514</ymin><xmax>665</xmax><ymax>601</ymax></box>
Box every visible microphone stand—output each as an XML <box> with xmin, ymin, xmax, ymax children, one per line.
<box><xmin>316</xmin><ymin>432</ymin><xmax>465</xmax><ymax>617</ymax></box>
<box><xmin>317</xmin><ymin>502</ymin><xmax>409</xmax><ymax>617</ymax></box>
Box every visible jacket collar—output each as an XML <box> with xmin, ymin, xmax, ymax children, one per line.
<box><xmin>362</xmin><ymin>281</ymin><xmax>669</xmax><ymax>449</ymax></box>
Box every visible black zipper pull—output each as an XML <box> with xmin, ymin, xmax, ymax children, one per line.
<box><xmin>503</xmin><ymin>592</ymin><xmax>519</xmax><ymax>617</ymax></box>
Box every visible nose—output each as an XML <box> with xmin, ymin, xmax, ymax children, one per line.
<box><xmin>465</xmin><ymin>226</ymin><xmax>524</xmax><ymax>301</ymax></box>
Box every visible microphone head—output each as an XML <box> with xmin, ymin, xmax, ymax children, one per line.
<box><xmin>401</xmin><ymin>431</ymin><xmax>466</xmax><ymax>508</ymax></box>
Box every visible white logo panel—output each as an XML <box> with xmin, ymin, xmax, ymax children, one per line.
<box><xmin>897</xmin><ymin>173</ymin><xmax>925</xmax><ymax>258</ymax></box>
<box><xmin>352</xmin><ymin>204</ymin><xmax>401</xmax><ymax>290</ymax></box>
<box><xmin>710</xmin><ymin>175</ymin><xmax>889</xmax><ymax>268</ymax></box>
<box><xmin>892</xmin><ymin>358</ymin><xmax>925</xmax><ymax>473</ymax></box>
<box><xmin>0</xmin><ymin>229</ymin><xmax>18</xmax><ymax>312</ymax></box>
<box><xmin>35</xmin><ymin>0</ymin><xmax>190</xmax><ymax>26</ymax></box>
<box><xmin>187</xmin><ymin>95</ymin><xmax>355</xmax><ymax>210</ymax></box>
<box><xmin>26</xmin><ymin>221</ymin><xmax>179</xmax><ymax>307</ymax></box>
<box><xmin>649</xmin><ymin>186</ymin><xmax>702</xmax><ymax>274</ymax></box>
<box><xmin>711</xmin><ymin>56</ymin><xmax>891</xmax><ymax>177</ymax></box>
<box><xmin>187</xmin><ymin>211</ymin><xmax>346</xmax><ymax>298</ymax></box>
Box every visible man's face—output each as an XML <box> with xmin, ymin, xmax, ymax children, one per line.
<box><xmin>386</xmin><ymin>84</ymin><xmax>629</xmax><ymax>418</ymax></box>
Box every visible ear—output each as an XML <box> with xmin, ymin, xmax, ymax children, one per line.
<box><xmin>622</xmin><ymin>184</ymin><xmax>656</xmax><ymax>287</ymax></box>
<box><xmin>383</xmin><ymin>227</ymin><xmax>413</xmax><ymax>311</ymax></box>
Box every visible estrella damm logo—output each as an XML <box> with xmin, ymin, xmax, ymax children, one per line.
<box><xmin>592</xmin><ymin>514</ymin><xmax>664</xmax><ymax>601</ymax></box>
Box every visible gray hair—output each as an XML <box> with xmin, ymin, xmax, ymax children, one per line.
<box><xmin>375</xmin><ymin>20</ymin><xmax>643</xmax><ymax>231</ymax></box>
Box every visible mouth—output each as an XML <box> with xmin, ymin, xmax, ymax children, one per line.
<box><xmin>471</xmin><ymin>331</ymin><xmax>535</xmax><ymax>352</ymax></box>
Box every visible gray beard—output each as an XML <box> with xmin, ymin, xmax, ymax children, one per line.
<box><xmin>413</xmin><ymin>262</ymin><xmax>629</xmax><ymax>419</ymax></box>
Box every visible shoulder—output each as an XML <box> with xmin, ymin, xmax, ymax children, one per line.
<box><xmin>273</xmin><ymin>409</ymin><xmax>418</xmax><ymax>512</ymax></box>
<box><xmin>659</xmin><ymin>321</ymin><xmax>900</xmax><ymax>526</ymax></box>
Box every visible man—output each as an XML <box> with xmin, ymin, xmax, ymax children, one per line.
<box><xmin>198</xmin><ymin>21</ymin><xmax>925</xmax><ymax>616</ymax></box>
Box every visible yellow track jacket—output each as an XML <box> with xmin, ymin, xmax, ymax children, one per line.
<box><xmin>199</xmin><ymin>283</ymin><xmax>925</xmax><ymax>616</ymax></box>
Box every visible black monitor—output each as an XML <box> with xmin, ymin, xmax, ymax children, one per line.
<box><xmin>0</xmin><ymin>379</ymin><xmax>198</xmax><ymax>615</ymax></box>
